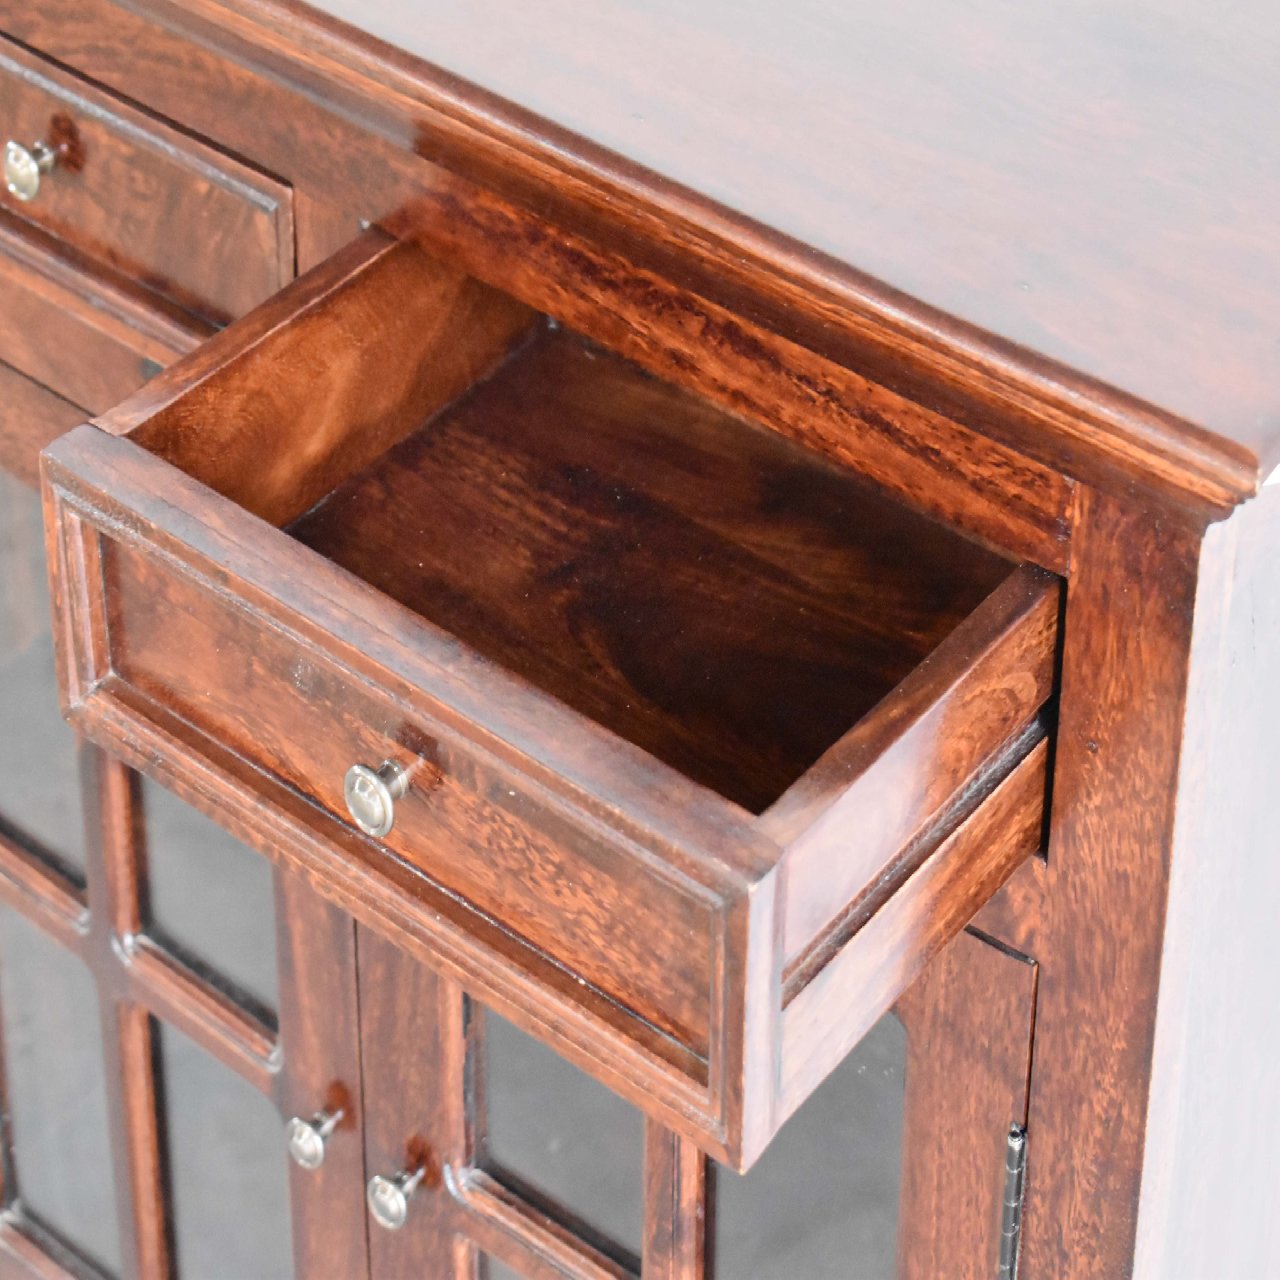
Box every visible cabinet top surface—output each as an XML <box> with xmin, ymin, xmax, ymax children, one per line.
<box><xmin>300</xmin><ymin>0</ymin><xmax>1280</xmax><ymax>485</ymax></box>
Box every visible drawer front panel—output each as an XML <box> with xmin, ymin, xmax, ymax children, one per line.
<box><xmin>0</xmin><ymin>359</ymin><xmax>82</xmax><ymax>485</ymax></box>
<box><xmin>0</xmin><ymin>40</ymin><xmax>293</xmax><ymax>322</ymax></box>
<box><xmin>0</xmin><ymin>218</ymin><xmax>207</xmax><ymax>415</ymax></box>
<box><xmin>101</xmin><ymin>536</ymin><xmax>717</xmax><ymax>1060</ymax></box>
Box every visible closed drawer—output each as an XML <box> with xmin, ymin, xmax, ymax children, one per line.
<box><xmin>0</xmin><ymin>214</ymin><xmax>208</xmax><ymax>413</ymax></box>
<box><xmin>42</xmin><ymin>232</ymin><xmax>1057</xmax><ymax>1168</ymax></box>
<box><xmin>0</xmin><ymin>359</ymin><xmax>81</xmax><ymax>486</ymax></box>
<box><xmin>0</xmin><ymin>212</ymin><xmax>209</xmax><ymax>484</ymax></box>
<box><xmin>0</xmin><ymin>38</ymin><xmax>293</xmax><ymax>323</ymax></box>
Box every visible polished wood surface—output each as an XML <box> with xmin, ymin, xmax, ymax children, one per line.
<box><xmin>0</xmin><ymin>361</ymin><xmax>82</xmax><ymax>488</ymax></box>
<box><xmin>294</xmin><ymin>0</ymin><xmax>1280</xmax><ymax>479</ymax></box>
<box><xmin>781</xmin><ymin>740</ymin><xmax>1046</xmax><ymax>1119</ymax></box>
<box><xmin>274</xmin><ymin>868</ymin><xmax>369</xmax><ymax>1279</ymax></box>
<box><xmin>0</xmin><ymin>0</ymin><xmax>1085</xmax><ymax>551</ymax></box>
<box><xmin>1019</xmin><ymin>490</ymin><xmax>1204</xmax><ymax>1277</ymax></box>
<box><xmin>0</xmin><ymin>36</ymin><xmax>295</xmax><ymax>324</ymax></box>
<box><xmin>11</xmin><ymin>0</ymin><xmax>1253</xmax><ymax>515</ymax></box>
<box><xmin>3</xmin><ymin>0</ymin><xmax>1275</xmax><ymax>1274</ymax></box>
<box><xmin>0</xmin><ymin>215</ymin><xmax>207</xmax><ymax>413</ymax></box>
<box><xmin>290</xmin><ymin>322</ymin><xmax>1014</xmax><ymax>813</ymax></box>
<box><xmin>643</xmin><ymin>1125</ymin><xmax>706</xmax><ymax>1280</ymax></box>
<box><xmin>769</xmin><ymin>566</ymin><xmax>1056</xmax><ymax>958</ymax></box>
<box><xmin>896</xmin><ymin>929</ymin><xmax>1037</xmax><ymax>1280</ymax></box>
<box><xmin>41</xmin><ymin>223</ymin><xmax>1056</xmax><ymax>1164</ymax></box>
<box><xmin>123</xmin><ymin>233</ymin><xmax>535</xmax><ymax>527</ymax></box>
<box><xmin>100</xmin><ymin>533</ymin><xmax>721</xmax><ymax>1061</ymax></box>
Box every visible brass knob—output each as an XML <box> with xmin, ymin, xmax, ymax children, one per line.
<box><xmin>4</xmin><ymin>139</ymin><xmax>61</xmax><ymax>202</ymax></box>
<box><xmin>285</xmin><ymin>1108</ymin><xmax>343</xmax><ymax>1171</ymax></box>
<box><xmin>344</xmin><ymin>760</ymin><xmax>409</xmax><ymax>838</ymax></box>
<box><xmin>366</xmin><ymin>1166</ymin><xmax>426</xmax><ymax>1231</ymax></box>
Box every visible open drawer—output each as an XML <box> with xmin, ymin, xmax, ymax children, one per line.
<box><xmin>41</xmin><ymin>230</ymin><xmax>1057</xmax><ymax>1168</ymax></box>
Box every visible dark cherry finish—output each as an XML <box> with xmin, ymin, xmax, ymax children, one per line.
<box><xmin>120</xmin><ymin>232</ymin><xmax>535</xmax><ymax>528</ymax></box>
<box><xmin>41</xmin><ymin>225</ymin><xmax>1056</xmax><ymax>1166</ymax></box>
<box><xmin>274</xmin><ymin>868</ymin><xmax>369</xmax><ymax>1279</ymax></box>
<box><xmin>0</xmin><ymin>36</ymin><xmax>295</xmax><ymax>324</ymax></box>
<box><xmin>0</xmin><ymin>215</ymin><xmax>208</xmax><ymax>417</ymax></box>
<box><xmin>289</xmin><ymin>0</ymin><xmax>1280</xmax><ymax>494</ymax></box>
<box><xmin>896</xmin><ymin>928</ymin><xmax>1037</xmax><ymax>1279</ymax></box>
<box><xmin>288</xmin><ymin>322</ymin><xmax>1018</xmax><ymax>815</ymax></box>
<box><xmin>642</xmin><ymin>1126</ymin><xmax>705</xmax><ymax>1280</ymax></box>
<box><xmin>0</xmin><ymin>361</ymin><xmax>81</xmax><ymax>488</ymax></box>
<box><xmin>1017</xmin><ymin>490</ymin><xmax>1203</xmax><ymax>1278</ymax></box>
<box><xmin>6</xmin><ymin>0</ymin><xmax>1266</xmax><ymax>514</ymax></box>
<box><xmin>0</xmin><ymin>1</ymin><xmax>1274</xmax><ymax>1276</ymax></box>
<box><xmin>780</xmin><ymin>739</ymin><xmax>1046</xmax><ymax>1119</ymax></box>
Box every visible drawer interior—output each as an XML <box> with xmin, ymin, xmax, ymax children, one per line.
<box><xmin>287</xmin><ymin>326</ymin><xmax>1010</xmax><ymax>813</ymax></box>
<box><xmin>124</xmin><ymin>236</ymin><xmax>1017</xmax><ymax>817</ymax></box>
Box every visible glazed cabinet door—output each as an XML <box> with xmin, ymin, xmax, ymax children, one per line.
<box><xmin>350</xmin><ymin>923</ymin><xmax>1037</xmax><ymax>1280</ymax></box>
<box><xmin>0</xmin><ymin>443</ymin><xmax>363</xmax><ymax>1278</ymax></box>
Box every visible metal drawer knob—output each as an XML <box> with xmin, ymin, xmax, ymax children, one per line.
<box><xmin>4</xmin><ymin>139</ymin><xmax>61</xmax><ymax>202</ymax></box>
<box><xmin>285</xmin><ymin>1107</ymin><xmax>343</xmax><ymax>1171</ymax></box>
<box><xmin>366</xmin><ymin>1166</ymin><xmax>427</xmax><ymax>1231</ymax></box>
<box><xmin>344</xmin><ymin>760</ymin><xmax>409</xmax><ymax>837</ymax></box>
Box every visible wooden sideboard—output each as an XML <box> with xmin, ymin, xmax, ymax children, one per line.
<box><xmin>0</xmin><ymin>4</ymin><xmax>1276</xmax><ymax>1278</ymax></box>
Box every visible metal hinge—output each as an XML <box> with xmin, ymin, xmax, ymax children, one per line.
<box><xmin>997</xmin><ymin>1124</ymin><xmax>1028</xmax><ymax>1279</ymax></box>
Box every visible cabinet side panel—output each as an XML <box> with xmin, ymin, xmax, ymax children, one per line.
<box><xmin>1133</xmin><ymin>486</ymin><xmax>1280</xmax><ymax>1278</ymax></box>
<box><xmin>1018</xmin><ymin>489</ymin><xmax>1203</xmax><ymax>1279</ymax></box>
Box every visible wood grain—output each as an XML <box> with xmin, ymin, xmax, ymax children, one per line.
<box><xmin>0</xmin><ymin>361</ymin><xmax>83</xmax><ymax>489</ymax></box>
<box><xmin>780</xmin><ymin>740</ymin><xmax>1046</xmax><ymax>1118</ymax></box>
<box><xmin>6</xmin><ymin>0</ymin><xmax>1263</xmax><ymax>511</ymax></box>
<box><xmin>0</xmin><ymin>214</ymin><xmax>208</xmax><ymax>414</ymax></box>
<box><xmin>769</xmin><ymin>565</ymin><xmax>1057</xmax><ymax>958</ymax></box>
<box><xmin>290</xmin><ymin>322</ymin><xmax>1016</xmax><ymax>813</ymax></box>
<box><xmin>44</xmin><ymin>330</ymin><xmax>1059</xmax><ymax>1164</ymax></box>
<box><xmin>0</xmin><ymin>0</ymin><xmax>1075</xmax><ymax>567</ymax></box>
<box><xmin>1019</xmin><ymin>489</ymin><xmax>1204</xmax><ymax>1277</ymax></box>
<box><xmin>101</xmin><ymin>536</ymin><xmax>722</xmax><ymax>1060</ymax></box>
<box><xmin>391</xmin><ymin>191</ymin><xmax>1073</xmax><ymax>570</ymax></box>
<box><xmin>357</xmin><ymin>929</ymin><xmax>470</xmax><ymax>1278</ymax></box>
<box><xmin>642</xmin><ymin>1124</ymin><xmax>706</xmax><ymax>1280</ymax></box>
<box><xmin>121</xmin><ymin>231</ymin><xmax>536</xmax><ymax>527</ymax></box>
<box><xmin>274</xmin><ymin>867</ymin><xmax>370</xmax><ymax>1280</ymax></box>
<box><xmin>896</xmin><ymin>929</ymin><xmax>1037</xmax><ymax>1280</ymax></box>
<box><xmin>0</xmin><ymin>35</ymin><xmax>295</xmax><ymax>323</ymax></box>
<box><xmin>274</xmin><ymin>0</ymin><xmax>1280</xmax><ymax>496</ymax></box>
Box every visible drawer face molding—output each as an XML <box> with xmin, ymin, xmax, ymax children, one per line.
<box><xmin>102</xmin><ymin>536</ymin><xmax>721</xmax><ymax>1063</ymax></box>
<box><xmin>41</xmin><ymin>230</ymin><xmax>1059</xmax><ymax>1168</ymax></box>
<box><xmin>0</xmin><ymin>214</ymin><xmax>208</xmax><ymax>417</ymax></box>
<box><xmin>0</xmin><ymin>359</ymin><xmax>81</xmax><ymax>487</ymax></box>
<box><xmin>0</xmin><ymin>38</ymin><xmax>293</xmax><ymax>323</ymax></box>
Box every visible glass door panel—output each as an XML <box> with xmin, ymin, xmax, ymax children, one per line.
<box><xmin>0</xmin><ymin>906</ymin><xmax>121</xmax><ymax>1274</ymax></box>
<box><xmin>483</xmin><ymin>1011</ymin><xmax>644</xmax><ymax>1264</ymax></box>
<box><xmin>140</xmin><ymin>778</ymin><xmax>278</xmax><ymax>1018</ymax></box>
<box><xmin>712</xmin><ymin>1012</ymin><xmax>905</xmax><ymax>1279</ymax></box>
<box><xmin>0</xmin><ymin>469</ymin><xmax>86</xmax><ymax>881</ymax></box>
<box><xmin>157</xmin><ymin>1020</ymin><xmax>293</xmax><ymax>1280</ymax></box>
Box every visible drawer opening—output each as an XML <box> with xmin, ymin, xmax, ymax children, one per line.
<box><xmin>47</xmin><ymin>230</ymin><xmax>1059</xmax><ymax>1164</ymax></box>
<box><xmin>286</xmin><ymin>325</ymin><xmax>1013</xmax><ymax>814</ymax></box>
<box><xmin>124</xmin><ymin>236</ymin><xmax>1019</xmax><ymax>816</ymax></box>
